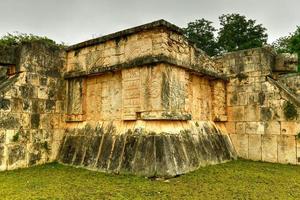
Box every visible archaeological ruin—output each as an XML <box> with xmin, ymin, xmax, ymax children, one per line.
<box><xmin>0</xmin><ymin>20</ymin><xmax>299</xmax><ymax>177</ymax></box>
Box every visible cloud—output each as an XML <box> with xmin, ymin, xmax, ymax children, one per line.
<box><xmin>0</xmin><ymin>0</ymin><xmax>298</xmax><ymax>45</ymax></box>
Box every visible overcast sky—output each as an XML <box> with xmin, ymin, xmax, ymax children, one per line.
<box><xmin>0</xmin><ymin>0</ymin><xmax>299</xmax><ymax>45</ymax></box>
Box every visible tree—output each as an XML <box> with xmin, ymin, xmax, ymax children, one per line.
<box><xmin>273</xmin><ymin>27</ymin><xmax>300</xmax><ymax>71</ymax></box>
<box><xmin>183</xmin><ymin>19</ymin><xmax>219</xmax><ymax>56</ymax></box>
<box><xmin>217</xmin><ymin>14</ymin><xmax>268</xmax><ymax>53</ymax></box>
<box><xmin>272</xmin><ymin>36</ymin><xmax>290</xmax><ymax>53</ymax></box>
<box><xmin>0</xmin><ymin>32</ymin><xmax>64</xmax><ymax>48</ymax></box>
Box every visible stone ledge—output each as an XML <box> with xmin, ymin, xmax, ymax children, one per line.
<box><xmin>140</xmin><ymin>111</ymin><xmax>192</xmax><ymax>121</ymax></box>
<box><xmin>267</xmin><ymin>76</ymin><xmax>300</xmax><ymax>107</ymax></box>
<box><xmin>64</xmin><ymin>55</ymin><xmax>229</xmax><ymax>81</ymax></box>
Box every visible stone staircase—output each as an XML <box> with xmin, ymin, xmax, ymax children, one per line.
<box><xmin>278</xmin><ymin>73</ymin><xmax>300</xmax><ymax>96</ymax></box>
<box><xmin>267</xmin><ymin>75</ymin><xmax>300</xmax><ymax>107</ymax></box>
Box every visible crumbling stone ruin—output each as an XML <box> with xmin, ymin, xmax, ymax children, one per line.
<box><xmin>0</xmin><ymin>20</ymin><xmax>299</xmax><ymax>177</ymax></box>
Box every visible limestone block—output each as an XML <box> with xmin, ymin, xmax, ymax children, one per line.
<box><xmin>236</xmin><ymin>122</ymin><xmax>245</xmax><ymax>134</ymax></box>
<box><xmin>20</xmin><ymin>113</ymin><xmax>31</xmax><ymax>129</ymax></box>
<box><xmin>10</xmin><ymin>98</ymin><xmax>23</xmax><ymax>113</ymax></box>
<box><xmin>7</xmin><ymin>144</ymin><xmax>27</xmax><ymax>170</ymax></box>
<box><xmin>260</xmin><ymin>107</ymin><xmax>273</xmax><ymax>121</ymax></box>
<box><xmin>277</xmin><ymin>135</ymin><xmax>296</xmax><ymax>164</ymax></box>
<box><xmin>37</xmin><ymin>86</ymin><xmax>48</xmax><ymax>99</ymax></box>
<box><xmin>230</xmin><ymin>134</ymin><xmax>248</xmax><ymax>158</ymax></box>
<box><xmin>5</xmin><ymin>130</ymin><xmax>15</xmax><ymax>144</ymax></box>
<box><xmin>244</xmin><ymin>105</ymin><xmax>260</xmax><ymax>121</ymax></box>
<box><xmin>245</xmin><ymin>122</ymin><xmax>265</xmax><ymax>134</ymax></box>
<box><xmin>40</xmin><ymin>114</ymin><xmax>52</xmax><ymax>129</ymax></box>
<box><xmin>67</xmin><ymin>78</ymin><xmax>84</xmax><ymax>116</ymax></box>
<box><xmin>55</xmin><ymin>101</ymin><xmax>64</xmax><ymax>114</ymax></box>
<box><xmin>225</xmin><ymin>122</ymin><xmax>235</xmax><ymax>134</ymax></box>
<box><xmin>227</xmin><ymin>106</ymin><xmax>244</xmax><ymax>122</ymax></box>
<box><xmin>0</xmin><ymin>130</ymin><xmax>5</xmax><ymax>170</ymax></box>
<box><xmin>212</xmin><ymin>80</ymin><xmax>226</xmax><ymax>120</ymax></box>
<box><xmin>281</xmin><ymin>122</ymin><xmax>300</xmax><ymax>135</ymax></box>
<box><xmin>274</xmin><ymin>53</ymin><xmax>298</xmax><ymax>72</ymax></box>
<box><xmin>262</xmin><ymin>134</ymin><xmax>277</xmax><ymax>163</ymax></box>
<box><xmin>225</xmin><ymin>88</ymin><xmax>236</xmax><ymax>100</ymax></box>
<box><xmin>237</xmin><ymin>92</ymin><xmax>248</xmax><ymax>105</ymax></box>
<box><xmin>265</xmin><ymin>121</ymin><xmax>281</xmax><ymax>135</ymax></box>
<box><xmin>297</xmin><ymin>140</ymin><xmax>300</xmax><ymax>165</ymax></box>
<box><xmin>50</xmin><ymin>139</ymin><xmax>63</xmax><ymax>161</ymax></box>
<box><xmin>248</xmin><ymin>134</ymin><xmax>262</xmax><ymax>161</ymax></box>
<box><xmin>247</xmin><ymin>93</ymin><xmax>259</xmax><ymax>104</ymax></box>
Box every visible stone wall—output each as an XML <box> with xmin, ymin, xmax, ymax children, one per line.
<box><xmin>216</xmin><ymin>48</ymin><xmax>300</xmax><ymax>164</ymax></box>
<box><xmin>0</xmin><ymin>42</ymin><xmax>65</xmax><ymax>170</ymax></box>
<box><xmin>1</xmin><ymin>19</ymin><xmax>299</xmax><ymax>175</ymax></box>
<box><xmin>59</xmin><ymin>121</ymin><xmax>235</xmax><ymax>177</ymax></box>
<box><xmin>65</xmin><ymin>20</ymin><xmax>224</xmax><ymax>80</ymax></box>
<box><xmin>278</xmin><ymin>73</ymin><xmax>300</xmax><ymax>96</ymax></box>
<box><xmin>59</xmin><ymin>20</ymin><xmax>236</xmax><ymax>177</ymax></box>
<box><xmin>64</xmin><ymin>20</ymin><xmax>229</xmax><ymax>125</ymax></box>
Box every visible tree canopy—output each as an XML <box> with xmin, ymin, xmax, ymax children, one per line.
<box><xmin>218</xmin><ymin>14</ymin><xmax>268</xmax><ymax>53</ymax></box>
<box><xmin>273</xmin><ymin>27</ymin><xmax>300</xmax><ymax>71</ymax></box>
<box><xmin>184</xmin><ymin>13</ymin><xmax>268</xmax><ymax>56</ymax></box>
<box><xmin>0</xmin><ymin>32</ymin><xmax>64</xmax><ymax>49</ymax></box>
<box><xmin>183</xmin><ymin>19</ymin><xmax>218</xmax><ymax>56</ymax></box>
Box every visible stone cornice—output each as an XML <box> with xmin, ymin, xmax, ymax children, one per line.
<box><xmin>64</xmin><ymin>55</ymin><xmax>229</xmax><ymax>81</ymax></box>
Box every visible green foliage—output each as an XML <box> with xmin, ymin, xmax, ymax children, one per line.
<box><xmin>183</xmin><ymin>19</ymin><xmax>219</xmax><ymax>56</ymax></box>
<box><xmin>12</xmin><ymin>131</ymin><xmax>20</xmax><ymax>142</ymax></box>
<box><xmin>218</xmin><ymin>14</ymin><xmax>268</xmax><ymax>52</ymax></box>
<box><xmin>273</xmin><ymin>27</ymin><xmax>300</xmax><ymax>72</ymax></box>
<box><xmin>0</xmin><ymin>32</ymin><xmax>65</xmax><ymax>49</ymax></box>
<box><xmin>297</xmin><ymin>132</ymin><xmax>300</xmax><ymax>140</ymax></box>
<box><xmin>184</xmin><ymin>14</ymin><xmax>268</xmax><ymax>56</ymax></box>
<box><xmin>283</xmin><ymin>101</ymin><xmax>298</xmax><ymax>120</ymax></box>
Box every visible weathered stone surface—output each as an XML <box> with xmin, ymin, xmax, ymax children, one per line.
<box><xmin>262</xmin><ymin>135</ymin><xmax>278</xmax><ymax>163</ymax></box>
<box><xmin>2</xmin><ymin>19</ymin><xmax>299</xmax><ymax>176</ymax></box>
<box><xmin>120</xmin><ymin>133</ymin><xmax>140</xmax><ymax>173</ymax></box>
<box><xmin>233</xmin><ymin>134</ymin><xmax>248</xmax><ymax>159</ymax></box>
<box><xmin>274</xmin><ymin>53</ymin><xmax>298</xmax><ymax>72</ymax></box>
<box><xmin>248</xmin><ymin>134</ymin><xmax>262</xmax><ymax>161</ymax></box>
<box><xmin>277</xmin><ymin>135</ymin><xmax>296</xmax><ymax>164</ymax></box>
<box><xmin>97</xmin><ymin>133</ymin><xmax>114</xmax><ymax>170</ymax></box>
<box><xmin>58</xmin><ymin>122</ymin><xmax>237</xmax><ymax>177</ymax></box>
<box><xmin>108</xmin><ymin>135</ymin><xmax>125</xmax><ymax>172</ymax></box>
<box><xmin>154</xmin><ymin>134</ymin><xmax>176</xmax><ymax>176</ymax></box>
<box><xmin>83</xmin><ymin>135</ymin><xmax>102</xmax><ymax>167</ymax></box>
<box><xmin>132</xmin><ymin>135</ymin><xmax>156</xmax><ymax>176</ymax></box>
<box><xmin>8</xmin><ymin>145</ymin><xmax>26</xmax><ymax>166</ymax></box>
<box><xmin>218</xmin><ymin>47</ymin><xmax>299</xmax><ymax>164</ymax></box>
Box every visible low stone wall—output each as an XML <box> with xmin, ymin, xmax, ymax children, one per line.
<box><xmin>0</xmin><ymin>42</ymin><xmax>65</xmax><ymax>170</ymax></box>
<box><xmin>58</xmin><ymin>121</ymin><xmax>236</xmax><ymax>177</ymax></box>
<box><xmin>216</xmin><ymin>48</ymin><xmax>300</xmax><ymax>164</ymax></box>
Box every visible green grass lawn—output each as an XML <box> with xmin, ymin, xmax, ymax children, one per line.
<box><xmin>0</xmin><ymin>160</ymin><xmax>300</xmax><ymax>200</ymax></box>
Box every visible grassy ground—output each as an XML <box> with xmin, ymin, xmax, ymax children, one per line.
<box><xmin>0</xmin><ymin>160</ymin><xmax>300</xmax><ymax>200</ymax></box>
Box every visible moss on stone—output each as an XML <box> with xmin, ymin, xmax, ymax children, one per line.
<box><xmin>283</xmin><ymin>101</ymin><xmax>298</xmax><ymax>120</ymax></box>
<box><xmin>12</xmin><ymin>131</ymin><xmax>20</xmax><ymax>142</ymax></box>
<box><xmin>236</xmin><ymin>73</ymin><xmax>248</xmax><ymax>81</ymax></box>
